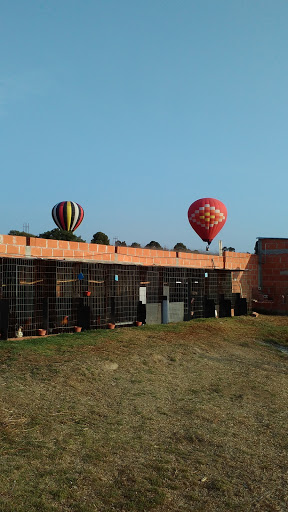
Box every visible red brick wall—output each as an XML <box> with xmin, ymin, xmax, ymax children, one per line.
<box><xmin>255</xmin><ymin>238</ymin><xmax>288</xmax><ymax>313</ymax></box>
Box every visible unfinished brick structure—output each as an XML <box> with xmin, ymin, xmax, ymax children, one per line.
<box><xmin>253</xmin><ymin>238</ymin><xmax>288</xmax><ymax>314</ymax></box>
<box><xmin>0</xmin><ymin>234</ymin><xmax>283</xmax><ymax>338</ymax></box>
<box><xmin>0</xmin><ymin>234</ymin><xmax>257</xmax><ymax>273</ymax></box>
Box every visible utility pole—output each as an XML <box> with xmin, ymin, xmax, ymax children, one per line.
<box><xmin>219</xmin><ymin>240</ymin><xmax>223</xmax><ymax>256</ymax></box>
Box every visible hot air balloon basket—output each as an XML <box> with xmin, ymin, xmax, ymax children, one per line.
<box><xmin>135</xmin><ymin>321</ymin><xmax>142</xmax><ymax>327</ymax></box>
<box><xmin>38</xmin><ymin>329</ymin><xmax>47</xmax><ymax>336</ymax></box>
<box><xmin>107</xmin><ymin>323</ymin><xmax>115</xmax><ymax>329</ymax></box>
<box><xmin>74</xmin><ymin>326</ymin><xmax>82</xmax><ymax>333</ymax></box>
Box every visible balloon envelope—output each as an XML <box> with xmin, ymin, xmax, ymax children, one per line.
<box><xmin>187</xmin><ymin>198</ymin><xmax>227</xmax><ymax>244</ymax></box>
<box><xmin>52</xmin><ymin>201</ymin><xmax>84</xmax><ymax>232</ymax></box>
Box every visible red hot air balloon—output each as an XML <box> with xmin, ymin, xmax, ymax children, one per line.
<box><xmin>52</xmin><ymin>201</ymin><xmax>84</xmax><ymax>232</ymax></box>
<box><xmin>188</xmin><ymin>198</ymin><xmax>227</xmax><ymax>250</ymax></box>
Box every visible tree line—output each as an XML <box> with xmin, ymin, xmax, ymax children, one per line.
<box><xmin>8</xmin><ymin>229</ymin><xmax>208</xmax><ymax>252</ymax></box>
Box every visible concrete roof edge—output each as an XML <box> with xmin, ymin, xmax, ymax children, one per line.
<box><xmin>257</xmin><ymin>237</ymin><xmax>288</xmax><ymax>241</ymax></box>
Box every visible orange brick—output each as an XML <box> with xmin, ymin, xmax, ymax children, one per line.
<box><xmin>167</xmin><ymin>258</ymin><xmax>178</xmax><ymax>266</ymax></box>
<box><xmin>30</xmin><ymin>247</ymin><xmax>42</xmax><ymax>257</ymax></box>
<box><xmin>7</xmin><ymin>245</ymin><xmax>19</xmax><ymax>255</ymax></box>
<box><xmin>53</xmin><ymin>249</ymin><xmax>64</xmax><ymax>258</ymax></box>
<box><xmin>69</xmin><ymin>241</ymin><xmax>79</xmax><ymax>250</ymax></box>
<box><xmin>87</xmin><ymin>251</ymin><xmax>99</xmax><ymax>259</ymax></box>
<box><xmin>149</xmin><ymin>249</ymin><xmax>158</xmax><ymax>258</ymax></box>
<box><xmin>106</xmin><ymin>245</ymin><xmax>115</xmax><ymax>254</ymax></box>
<box><xmin>117</xmin><ymin>246</ymin><xmax>129</xmax><ymax>255</ymax></box>
<box><xmin>127</xmin><ymin>247</ymin><xmax>137</xmax><ymax>256</ymax></box>
<box><xmin>31</xmin><ymin>237</ymin><xmax>47</xmax><ymax>248</ymax></box>
<box><xmin>153</xmin><ymin>258</ymin><xmax>166</xmax><ymax>266</ymax></box>
<box><xmin>58</xmin><ymin>240</ymin><xmax>70</xmax><ymax>249</ymax></box>
<box><xmin>212</xmin><ymin>256</ymin><xmax>223</xmax><ymax>266</ymax></box>
<box><xmin>130</xmin><ymin>247</ymin><xmax>138</xmax><ymax>256</ymax></box>
<box><xmin>1</xmin><ymin>235</ymin><xmax>14</xmax><ymax>245</ymax></box>
<box><xmin>78</xmin><ymin>242</ymin><xmax>89</xmax><ymax>251</ymax></box>
<box><xmin>29</xmin><ymin>237</ymin><xmax>39</xmax><ymax>246</ymax></box>
<box><xmin>14</xmin><ymin>235</ymin><xmax>27</xmax><ymax>246</ymax></box>
<box><xmin>118</xmin><ymin>255</ymin><xmax>132</xmax><ymax>263</ymax></box>
<box><xmin>91</xmin><ymin>243</ymin><xmax>105</xmax><ymax>252</ymax></box>
<box><xmin>89</xmin><ymin>252</ymin><xmax>102</xmax><ymax>260</ymax></box>
<box><xmin>98</xmin><ymin>254</ymin><xmax>112</xmax><ymax>261</ymax></box>
<box><xmin>178</xmin><ymin>252</ymin><xmax>191</xmax><ymax>259</ymax></box>
<box><xmin>0</xmin><ymin>244</ymin><xmax>7</xmax><ymax>254</ymax></box>
<box><xmin>83</xmin><ymin>251</ymin><xmax>93</xmax><ymax>259</ymax></box>
<box><xmin>41</xmin><ymin>248</ymin><xmax>54</xmax><ymax>258</ymax></box>
<box><xmin>94</xmin><ymin>248</ymin><xmax>106</xmax><ymax>256</ymax></box>
<box><xmin>62</xmin><ymin>249</ymin><xmax>74</xmax><ymax>258</ymax></box>
<box><xmin>47</xmin><ymin>239</ymin><xmax>59</xmax><ymax>249</ymax></box>
<box><xmin>73</xmin><ymin>250</ymin><xmax>84</xmax><ymax>258</ymax></box>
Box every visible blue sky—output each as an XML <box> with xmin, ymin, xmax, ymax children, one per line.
<box><xmin>1</xmin><ymin>0</ymin><xmax>288</xmax><ymax>253</ymax></box>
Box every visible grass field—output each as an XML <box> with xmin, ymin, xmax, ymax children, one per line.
<box><xmin>1</xmin><ymin>315</ymin><xmax>288</xmax><ymax>512</ymax></box>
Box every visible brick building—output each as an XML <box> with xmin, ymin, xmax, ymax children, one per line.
<box><xmin>0</xmin><ymin>234</ymin><xmax>282</xmax><ymax>339</ymax></box>
<box><xmin>253</xmin><ymin>238</ymin><xmax>288</xmax><ymax>314</ymax></box>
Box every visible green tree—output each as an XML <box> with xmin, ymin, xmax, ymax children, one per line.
<box><xmin>173</xmin><ymin>242</ymin><xmax>188</xmax><ymax>252</ymax></box>
<box><xmin>130</xmin><ymin>242</ymin><xmax>141</xmax><ymax>248</ymax></box>
<box><xmin>223</xmin><ymin>246</ymin><xmax>235</xmax><ymax>252</ymax></box>
<box><xmin>39</xmin><ymin>229</ymin><xmax>86</xmax><ymax>242</ymax></box>
<box><xmin>115</xmin><ymin>240</ymin><xmax>127</xmax><ymax>247</ymax></box>
<box><xmin>8</xmin><ymin>229</ymin><xmax>36</xmax><ymax>238</ymax></box>
<box><xmin>145</xmin><ymin>241</ymin><xmax>162</xmax><ymax>249</ymax></box>
<box><xmin>91</xmin><ymin>232</ymin><xmax>110</xmax><ymax>245</ymax></box>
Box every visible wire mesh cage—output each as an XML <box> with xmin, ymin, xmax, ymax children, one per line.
<box><xmin>0</xmin><ymin>257</ymin><xmax>235</xmax><ymax>338</ymax></box>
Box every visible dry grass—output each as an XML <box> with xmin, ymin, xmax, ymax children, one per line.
<box><xmin>1</xmin><ymin>315</ymin><xmax>288</xmax><ymax>511</ymax></box>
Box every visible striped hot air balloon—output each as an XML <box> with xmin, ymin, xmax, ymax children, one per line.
<box><xmin>52</xmin><ymin>201</ymin><xmax>84</xmax><ymax>232</ymax></box>
<box><xmin>188</xmin><ymin>198</ymin><xmax>227</xmax><ymax>250</ymax></box>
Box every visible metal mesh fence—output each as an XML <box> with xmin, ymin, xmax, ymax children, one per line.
<box><xmin>0</xmin><ymin>258</ymin><xmax>235</xmax><ymax>338</ymax></box>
